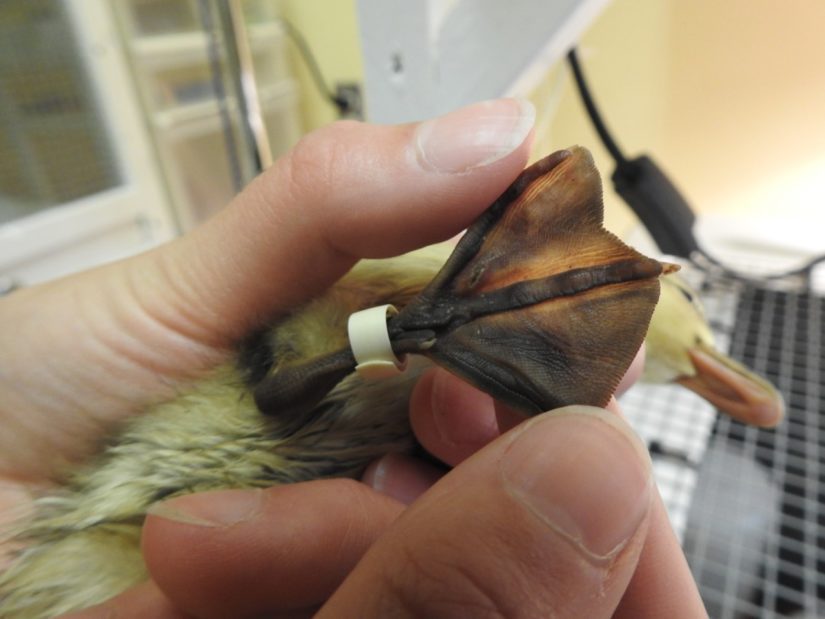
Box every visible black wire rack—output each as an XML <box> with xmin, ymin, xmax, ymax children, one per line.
<box><xmin>622</xmin><ymin>261</ymin><xmax>825</xmax><ymax>618</ymax></box>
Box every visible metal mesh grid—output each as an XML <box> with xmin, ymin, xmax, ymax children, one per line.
<box><xmin>622</xmin><ymin>263</ymin><xmax>825</xmax><ymax>618</ymax></box>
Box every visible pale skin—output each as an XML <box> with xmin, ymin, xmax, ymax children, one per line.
<box><xmin>0</xmin><ymin>98</ymin><xmax>708</xmax><ymax>618</ymax></box>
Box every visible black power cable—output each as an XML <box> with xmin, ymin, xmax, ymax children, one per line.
<box><xmin>278</xmin><ymin>19</ymin><xmax>357</xmax><ymax>118</ymax></box>
<box><xmin>566</xmin><ymin>47</ymin><xmax>825</xmax><ymax>288</ymax></box>
<box><xmin>567</xmin><ymin>48</ymin><xmax>699</xmax><ymax>259</ymax></box>
<box><xmin>567</xmin><ymin>48</ymin><xmax>628</xmax><ymax>167</ymax></box>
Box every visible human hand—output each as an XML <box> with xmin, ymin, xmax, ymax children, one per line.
<box><xmin>0</xmin><ymin>97</ymin><xmax>522</xmax><ymax>585</ymax></box>
<box><xmin>1</xmin><ymin>96</ymin><xmax>704</xmax><ymax>617</ymax></box>
<box><xmin>61</xmin><ymin>373</ymin><xmax>707</xmax><ymax>619</ymax></box>
<box><xmin>0</xmin><ymin>97</ymin><xmax>534</xmax><ymax>483</ymax></box>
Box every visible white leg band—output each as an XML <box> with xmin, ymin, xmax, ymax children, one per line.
<box><xmin>347</xmin><ymin>304</ymin><xmax>408</xmax><ymax>379</ymax></box>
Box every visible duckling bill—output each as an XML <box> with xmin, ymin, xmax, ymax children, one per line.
<box><xmin>1</xmin><ymin>147</ymin><xmax>674</xmax><ymax>618</ymax></box>
<box><xmin>679</xmin><ymin>346</ymin><xmax>783</xmax><ymax>426</ymax></box>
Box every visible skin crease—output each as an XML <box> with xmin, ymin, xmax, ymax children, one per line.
<box><xmin>0</xmin><ymin>99</ymin><xmax>706</xmax><ymax>618</ymax></box>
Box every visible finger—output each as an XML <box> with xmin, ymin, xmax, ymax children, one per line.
<box><xmin>0</xmin><ymin>98</ymin><xmax>534</xmax><ymax>479</ymax></box>
<box><xmin>133</xmin><ymin>98</ymin><xmax>536</xmax><ymax>346</ymax></box>
<box><xmin>410</xmin><ymin>344</ymin><xmax>646</xmax><ymax>467</ymax></box>
<box><xmin>599</xmin><ymin>399</ymin><xmax>708</xmax><ymax>617</ymax></box>
<box><xmin>141</xmin><ymin>479</ymin><xmax>404</xmax><ymax>618</ymax></box>
<box><xmin>318</xmin><ymin>406</ymin><xmax>654</xmax><ymax>618</ymax></box>
<box><xmin>616</xmin><ymin>343</ymin><xmax>645</xmax><ymax>397</ymax></box>
<box><xmin>409</xmin><ymin>368</ymin><xmax>500</xmax><ymax>466</ymax></box>
<box><xmin>59</xmin><ymin>581</ymin><xmax>318</xmax><ymax>619</ymax></box>
<box><xmin>56</xmin><ymin>581</ymin><xmax>188</xmax><ymax>619</ymax></box>
<box><xmin>359</xmin><ymin>420</ymin><xmax>707</xmax><ymax>619</ymax></box>
<box><xmin>615</xmin><ymin>489</ymin><xmax>707</xmax><ymax>618</ymax></box>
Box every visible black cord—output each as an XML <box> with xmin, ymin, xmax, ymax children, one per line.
<box><xmin>566</xmin><ymin>48</ymin><xmax>628</xmax><ymax>167</ymax></box>
<box><xmin>566</xmin><ymin>46</ymin><xmax>825</xmax><ymax>289</ymax></box>
<box><xmin>278</xmin><ymin>19</ymin><xmax>351</xmax><ymax>116</ymax></box>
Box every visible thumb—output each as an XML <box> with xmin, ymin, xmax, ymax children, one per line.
<box><xmin>134</xmin><ymin>97</ymin><xmax>536</xmax><ymax>347</ymax></box>
<box><xmin>319</xmin><ymin>406</ymin><xmax>654</xmax><ymax>618</ymax></box>
<box><xmin>0</xmin><ymin>98</ymin><xmax>534</xmax><ymax>480</ymax></box>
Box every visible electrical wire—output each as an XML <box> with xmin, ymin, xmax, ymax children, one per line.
<box><xmin>566</xmin><ymin>48</ymin><xmax>628</xmax><ymax>167</ymax></box>
<box><xmin>278</xmin><ymin>19</ymin><xmax>353</xmax><ymax>117</ymax></box>
<box><xmin>566</xmin><ymin>46</ymin><xmax>825</xmax><ymax>289</ymax></box>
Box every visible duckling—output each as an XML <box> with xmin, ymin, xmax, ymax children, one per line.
<box><xmin>0</xmin><ymin>253</ymin><xmax>443</xmax><ymax>619</ymax></box>
<box><xmin>643</xmin><ymin>273</ymin><xmax>785</xmax><ymax>427</ymax></box>
<box><xmin>0</xmin><ymin>147</ymin><xmax>688</xmax><ymax>617</ymax></box>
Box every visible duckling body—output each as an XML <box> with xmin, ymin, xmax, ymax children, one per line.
<box><xmin>0</xmin><ymin>252</ymin><xmax>442</xmax><ymax>618</ymax></box>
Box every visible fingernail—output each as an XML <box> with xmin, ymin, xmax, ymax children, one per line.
<box><xmin>414</xmin><ymin>98</ymin><xmax>535</xmax><ymax>174</ymax></box>
<box><xmin>147</xmin><ymin>488</ymin><xmax>264</xmax><ymax>527</ymax></box>
<box><xmin>500</xmin><ymin>406</ymin><xmax>652</xmax><ymax>561</ymax></box>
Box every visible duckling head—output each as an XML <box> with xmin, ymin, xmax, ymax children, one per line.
<box><xmin>643</xmin><ymin>273</ymin><xmax>784</xmax><ymax>427</ymax></box>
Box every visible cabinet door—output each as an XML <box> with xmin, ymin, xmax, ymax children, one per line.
<box><xmin>356</xmin><ymin>0</ymin><xmax>609</xmax><ymax>124</ymax></box>
<box><xmin>0</xmin><ymin>0</ymin><xmax>177</xmax><ymax>287</ymax></box>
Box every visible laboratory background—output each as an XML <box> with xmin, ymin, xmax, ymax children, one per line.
<box><xmin>2</xmin><ymin>1</ymin><xmax>825</xmax><ymax>617</ymax></box>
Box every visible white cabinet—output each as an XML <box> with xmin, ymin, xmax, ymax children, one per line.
<box><xmin>0</xmin><ymin>0</ymin><xmax>178</xmax><ymax>286</ymax></box>
<box><xmin>0</xmin><ymin>0</ymin><xmax>303</xmax><ymax>287</ymax></box>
